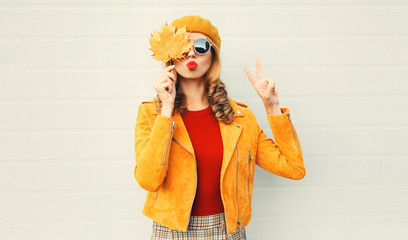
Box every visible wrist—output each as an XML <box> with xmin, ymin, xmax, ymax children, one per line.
<box><xmin>265</xmin><ymin>104</ymin><xmax>282</xmax><ymax>115</ymax></box>
<box><xmin>161</xmin><ymin>104</ymin><xmax>174</xmax><ymax>118</ymax></box>
<box><xmin>162</xmin><ymin>103</ymin><xmax>174</xmax><ymax>109</ymax></box>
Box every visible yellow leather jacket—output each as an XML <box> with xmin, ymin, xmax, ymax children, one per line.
<box><xmin>134</xmin><ymin>98</ymin><xmax>305</xmax><ymax>234</ymax></box>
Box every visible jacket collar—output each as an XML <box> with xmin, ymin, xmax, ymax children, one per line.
<box><xmin>151</xmin><ymin>99</ymin><xmax>244</xmax><ymax>177</ymax></box>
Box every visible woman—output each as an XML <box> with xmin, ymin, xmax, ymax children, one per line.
<box><xmin>134</xmin><ymin>15</ymin><xmax>305</xmax><ymax>240</ymax></box>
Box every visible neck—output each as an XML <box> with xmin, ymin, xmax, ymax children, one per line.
<box><xmin>179</xmin><ymin>77</ymin><xmax>209</xmax><ymax>111</ymax></box>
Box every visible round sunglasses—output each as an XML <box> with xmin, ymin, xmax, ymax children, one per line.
<box><xmin>191</xmin><ymin>38</ymin><xmax>212</xmax><ymax>55</ymax></box>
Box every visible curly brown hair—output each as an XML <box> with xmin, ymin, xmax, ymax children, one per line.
<box><xmin>154</xmin><ymin>36</ymin><xmax>235</xmax><ymax>124</ymax></box>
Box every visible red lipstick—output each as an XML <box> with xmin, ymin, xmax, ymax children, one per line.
<box><xmin>186</xmin><ymin>61</ymin><xmax>198</xmax><ymax>70</ymax></box>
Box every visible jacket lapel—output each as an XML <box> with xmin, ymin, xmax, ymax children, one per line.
<box><xmin>218</xmin><ymin>118</ymin><xmax>242</xmax><ymax>179</ymax></box>
<box><xmin>218</xmin><ymin>100</ymin><xmax>244</xmax><ymax>180</ymax></box>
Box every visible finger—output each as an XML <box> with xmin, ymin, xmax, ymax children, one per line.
<box><xmin>165</xmin><ymin>72</ymin><xmax>176</xmax><ymax>82</ymax></box>
<box><xmin>266</xmin><ymin>77</ymin><xmax>274</xmax><ymax>93</ymax></box>
<box><xmin>158</xmin><ymin>66</ymin><xmax>174</xmax><ymax>80</ymax></box>
<box><xmin>256</xmin><ymin>59</ymin><xmax>264</xmax><ymax>80</ymax></box>
<box><xmin>169</xmin><ymin>67</ymin><xmax>177</xmax><ymax>82</ymax></box>
<box><xmin>243</xmin><ymin>67</ymin><xmax>257</xmax><ymax>87</ymax></box>
<box><xmin>161</xmin><ymin>73</ymin><xmax>175</xmax><ymax>85</ymax></box>
<box><xmin>160</xmin><ymin>82</ymin><xmax>171</xmax><ymax>92</ymax></box>
<box><xmin>157</xmin><ymin>77</ymin><xmax>170</xmax><ymax>87</ymax></box>
<box><xmin>164</xmin><ymin>65</ymin><xmax>176</xmax><ymax>72</ymax></box>
<box><xmin>275</xmin><ymin>82</ymin><xmax>278</xmax><ymax>94</ymax></box>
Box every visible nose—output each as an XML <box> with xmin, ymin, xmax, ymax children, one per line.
<box><xmin>186</xmin><ymin>45</ymin><xmax>196</xmax><ymax>58</ymax></box>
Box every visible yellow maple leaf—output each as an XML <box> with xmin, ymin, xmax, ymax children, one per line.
<box><xmin>149</xmin><ymin>23</ymin><xmax>192</xmax><ymax>64</ymax></box>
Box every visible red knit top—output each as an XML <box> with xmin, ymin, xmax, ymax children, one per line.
<box><xmin>182</xmin><ymin>105</ymin><xmax>225</xmax><ymax>216</ymax></box>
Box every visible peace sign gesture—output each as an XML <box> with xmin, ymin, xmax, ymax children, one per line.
<box><xmin>244</xmin><ymin>59</ymin><xmax>281</xmax><ymax>114</ymax></box>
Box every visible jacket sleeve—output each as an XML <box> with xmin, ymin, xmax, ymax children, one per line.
<box><xmin>255</xmin><ymin>107</ymin><xmax>306</xmax><ymax>180</ymax></box>
<box><xmin>134</xmin><ymin>103</ymin><xmax>176</xmax><ymax>192</ymax></box>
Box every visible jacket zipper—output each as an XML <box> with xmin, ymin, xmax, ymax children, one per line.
<box><xmin>156</xmin><ymin>121</ymin><xmax>176</xmax><ymax>203</ymax></box>
<box><xmin>162</xmin><ymin>121</ymin><xmax>176</xmax><ymax>165</ymax></box>
<box><xmin>236</xmin><ymin>145</ymin><xmax>241</xmax><ymax>231</ymax></box>
<box><xmin>287</xmin><ymin>113</ymin><xmax>300</xmax><ymax>150</ymax></box>
<box><xmin>172</xmin><ymin>138</ymin><xmax>197</xmax><ymax>228</ymax></box>
<box><xmin>247</xmin><ymin>151</ymin><xmax>251</xmax><ymax>206</ymax></box>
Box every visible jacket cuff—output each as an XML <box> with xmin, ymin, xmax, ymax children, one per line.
<box><xmin>155</xmin><ymin>114</ymin><xmax>174</xmax><ymax>125</ymax></box>
<box><xmin>266</xmin><ymin>108</ymin><xmax>293</xmax><ymax>143</ymax></box>
<box><xmin>267</xmin><ymin>108</ymin><xmax>290</xmax><ymax>123</ymax></box>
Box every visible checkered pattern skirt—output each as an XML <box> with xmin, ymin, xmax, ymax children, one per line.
<box><xmin>151</xmin><ymin>212</ymin><xmax>247</xmax><ymax>240</ymax></box>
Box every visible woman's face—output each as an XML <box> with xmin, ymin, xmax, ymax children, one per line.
<box><xmin>173</xmin><ymin>32</ymin><xmax>213</xmax><ymax>80</ymax></box>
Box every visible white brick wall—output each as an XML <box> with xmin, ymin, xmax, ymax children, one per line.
<box><xmin>1</xmin><ymin>1</ymin><xmax>407</xmax><ymax>239</ymax></box>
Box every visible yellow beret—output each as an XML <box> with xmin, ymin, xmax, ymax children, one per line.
<box><xmin>171</xmin><ymin>15</ymin><xmax>221</xmax><ymax>49</ymax></box>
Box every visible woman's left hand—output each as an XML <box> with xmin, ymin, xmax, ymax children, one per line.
<box><xmin>244</xmin><ymin>59</ymin><xmax>280</xmax><ymax>109</ymax></box>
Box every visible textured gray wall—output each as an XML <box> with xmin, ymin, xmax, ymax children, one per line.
<box><xmin>1</xmin><ymin>0</ymin><xmax>407</xmax><ymax>239</ymax></box>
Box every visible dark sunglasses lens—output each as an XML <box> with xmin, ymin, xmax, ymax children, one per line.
<box><xmin>194</xmin><ymin>38</ymin><xmax>210</xmax><ymax>54</ymax></box>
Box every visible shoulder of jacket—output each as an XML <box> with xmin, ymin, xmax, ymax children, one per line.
<box><xmin>236</xmin><ymin>102</ymin><xmax>248</xmax><ymax>108</ymax></box>
<box><xmin>138</xmin><ymin>98</ymin><xmax>158</xmax><ymax>114</ymax></box>
<box><xmin>141</xmin><ymin>98</ymin><xmax>156</xmax><ymax>104</ymax></box>
<box><xmin>229</xmin><ymin>98</ymin><xmax>248</xmax><ymax>108</ymax></box>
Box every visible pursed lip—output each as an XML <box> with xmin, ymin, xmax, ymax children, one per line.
<box><xmin>186</xmin><ymin>60</ymin><xmax>198</xmax><ymax>70</ymax></box>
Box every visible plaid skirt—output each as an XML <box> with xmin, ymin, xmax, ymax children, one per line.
<box><xmin>151</xmin><ymin>212</ymin><xmax>247</xmax><ymax>240</ymax></box>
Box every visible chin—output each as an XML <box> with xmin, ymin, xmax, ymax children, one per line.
<box><xmin>179</xmin><ymin>72</ymin><xmax>205</xmax><ymax>79</ymax></box>
<box><xmin>177</xmin><ymin>68</ymin><xmax>207</xmax><ymax>79</ymax></box>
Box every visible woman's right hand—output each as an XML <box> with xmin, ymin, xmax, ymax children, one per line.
<box><xmin>153</xmin><ymin>65</ymin><xmax>177</xmax><ymax>108</ymax></box>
